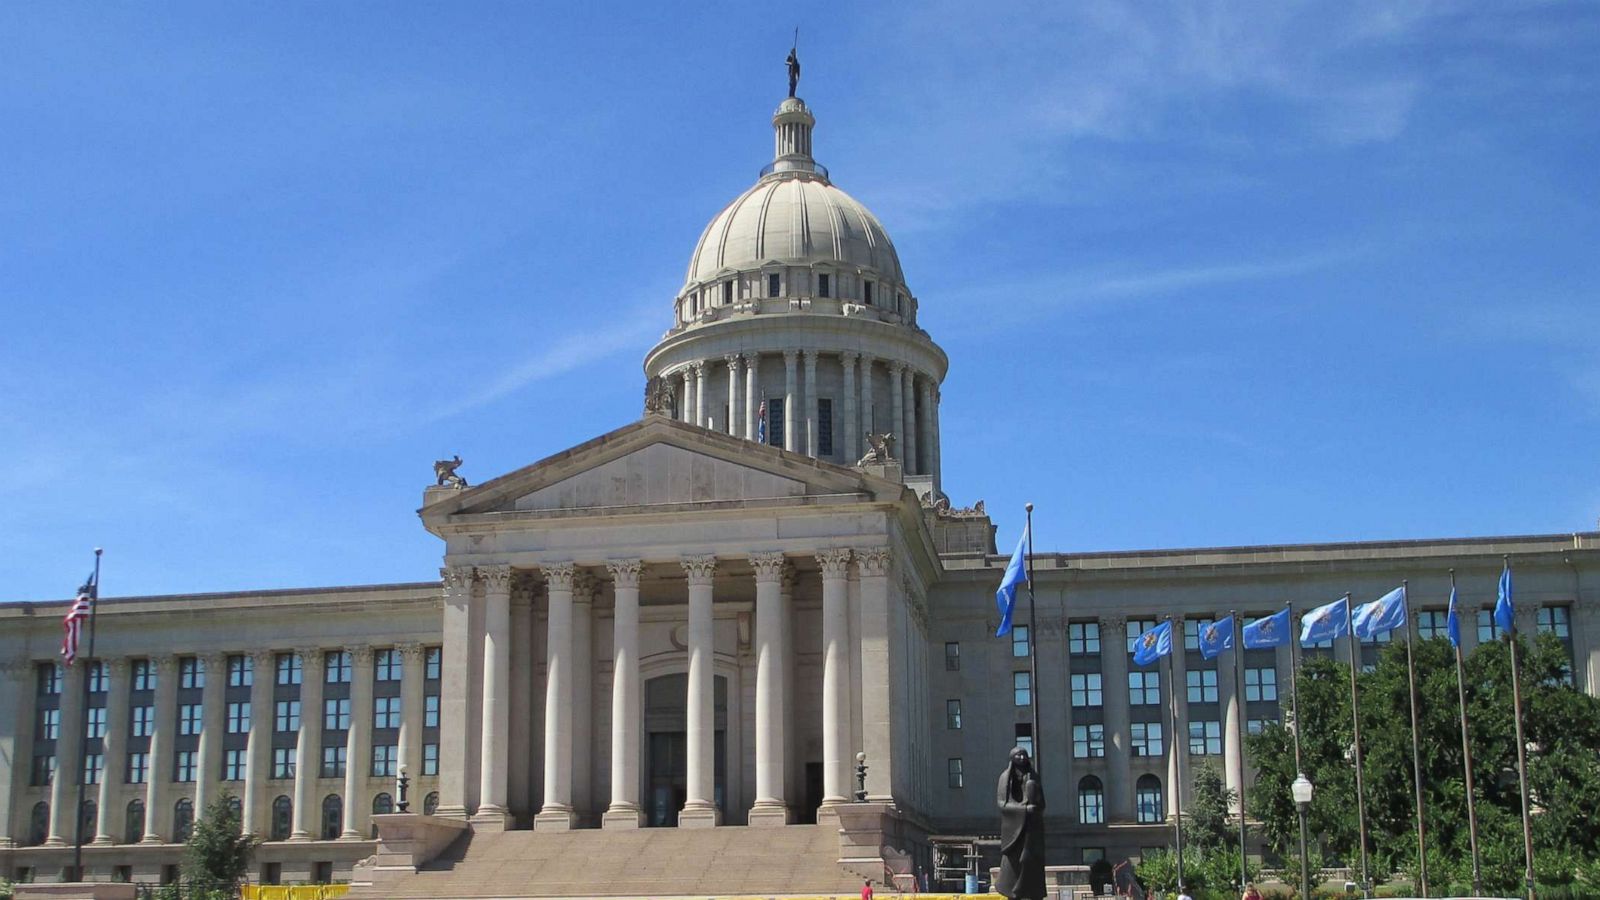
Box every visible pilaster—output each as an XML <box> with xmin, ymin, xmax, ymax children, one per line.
<box><xmin>0</xmin><ymin>659</ymin><xmax>32</xmax><ymax>847</ymax></box>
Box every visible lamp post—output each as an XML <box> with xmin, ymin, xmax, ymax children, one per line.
<box><xmin>855</xmin><ymin>752</ymin><xmax>869</xmax><ymax>802</ymax></box>
<box><xmin>1292</xmin><ymin>773</ymin><xmax>1313</xmax><ymax>900</ymax></box>
<box><xmin>397</xmin><ymin>763</ymin><xmax>411</xmax><ymax>813</ymax></box>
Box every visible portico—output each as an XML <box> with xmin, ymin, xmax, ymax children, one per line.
<box><xmin>419</xmin><ymin>416</ymin><xmax>938</xmax><ymax>832</ymax></box>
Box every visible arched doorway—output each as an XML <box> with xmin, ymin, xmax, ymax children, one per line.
<box><xmin>642</xmin><ymin>672</ymin><xmax>727</xmax><ymax>827</ymax></box>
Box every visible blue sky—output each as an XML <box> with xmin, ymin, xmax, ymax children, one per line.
<box><xmin>4</xmin><ymin>2</ymin><xmax>1597</xmax><ymax>601</ymax></box>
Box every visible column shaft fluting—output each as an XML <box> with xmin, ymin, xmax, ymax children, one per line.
<box><xmin>782</xmin><ymin>352</ymin><xmax>798</xmax><ymax>452</ymax></box>
<box><xmin>818</xmin><ymin>549</ymin><xmax>853</xmax><ymax>807</ymax></box>
<box><xmin>803</xmin><ymin>350</ymin><xmax>819</xmax><ymax>457</ymax></box>
<box><xmin>750</xmin><ymin>554</ymin><xmax>790</xmax><ymax>824</ymax></box>
<box><xmin>536</xmin><ymin>564</ymin><xmax>577</xmax><ymax>830</ymax></box>
<box><xmin>289</xmin><ymin>649</ymin><xmax>324</xmax><ymax>840</ymax></box>
<box><xmin>604</xmin><ymin>560</ymin><xmax>645</xmax><ymax>827</ymax></box>
<box><xmin>680</xmin><ymin>556</ymin><xmax>720</xmax><ymax>826</ymax></box>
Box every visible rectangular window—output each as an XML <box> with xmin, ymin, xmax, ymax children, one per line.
<box><xmin>86</xmin><ymin>706</ymin><xmax>106</xmax><ymax>739</ymax></box>
<box><xmin>1072</xmin><ymin>724</ymin><xmax>1106</xmax><ymax>758</ymax></box>
<box><xmin>275</xmin><ymin>700</ymin><xmax>301</xmax><ymax>733</ymax></box>
<box><xmin>863</xmin><ymin>281</ymin><xmax>874</xmax><ymax>305</ymax></box>
<box><xmin>1244</xmin><ymin>668</ymin><xmax>1277</xmax><ymax>702</ymax></box>
<box><xmin>84</xmin><ymin>752</ymin><xmax>104</xmax><ymax>785</ymax></box>
<box><xmin>722</xmin><ymin>281</ymin><xmax>733</xmax><ymax>305</ymax></box>
<box><xmin>1127</xmin><ymin>619</ymin><xmax>1157</xmax><ymax>654</ymax></box>
<box><xmin>33</xmin><ymin>754</ymin><xmax>55</xmax><ymax>786</ymax></box>
<box><xmin>1012</xmin><ymin>625</ymin><xmax>1031</xmax><ymax>658</ymax></box>
<box><xmin>1014</xmin><ymin>723</ymin><xmax>1034</xmax><ymax>758</ymax></box>
<box><xmin>325</xmin><ymin>651</ymin><xmax>351</xmax><ymax>684</ymax></box>
<box><xmin>127</xmin><ymin>752</ymin><xmax>149</xmax><ymax>784</ymax></box>
<box><xmin>132</xmin><ymin>705</ymin><xmax>154</xmax><ymax>738</ymax></box>
<box><xmin>227</xmin><ymin>701</ymin><xmax>251</xmax><ymax>734</ymax></box>
<box><xmin>324</xmin><ymin>698</ymin><xmax>351</xmax><ymax>731</ymax></box>
<box><xmin>40</xmin><ymin>707</ymin><xmax>60</xmax><ymax>740</ymax></box>
<box><xmin>1538</xmin><ymin>606</ymin><xmax>1571</xmax><ymax>637</ymax></box>
<box><xmin>817</xmin><ymin>398</ymin><xmax>833</xmax><ymax>456</ymax></box>
<box><xmin>1186</xmin><ymin>669</ymin><xmax>1219</xmax><ymax>703</ymax></box>
<box><xmin>132</xmin><ymin>659</ymin><xmax>154</xmax><ymax>692</ymax></box>
<box><xmin>179</xmin><ymin>703</ymin><xmax>202</xmax><ymax>736</ymax></box>
<box><xmin>766</xmin><ymin>397</ymin><xmax>785</xmax><ymax>448</ymax></box>
<box><xmin>276</xmin><ymin>653</ymin><xmax>302</xmax><ymax>686</ymax></box>
<box><xmin>1477</xmin><ymin>609</ymin><xmax>1501</xmax><ymax>644</ymax></box>
<box><xmin>1128</xmin><ymin>671</ymin><xmax>1160</xmax><ymax>706</ymax></box>
<box><xmin>1070</xmin><ymin>673</ymin><xmax>1103</xmax><ymax>708</ymax></box>
<box><xmin>179</xmin><ymin>657</ymin><xmax>204</xmax><ymax>690</ymax></box>
<box><xmin>88</xmin><ymin>661</ymin><xmax>109</xmax><ymax>693</ymax></box>
<box><xmin>944</xmin><ymin>642</ymin><xmax>960</xmax><ymax>671</ymax></box>
<box><xmin>375</xmin><ymin>650</ymin><xmax>402</xmax><ymax>682</ymax></box>
<box><xmin>767</xmin><ymin>273</ymin><xmax>781</xmax><ymax>297</ymax></box>
<box><xmin>1131</xmin><ymin>722</ymin><xmax>1163</xmax><ymax>757</ymax></box>
<box><xmin>423</xmin><ymin>743</ymin><xmax>439</xmax><ymax>776</ymax></box>
<box><xmin>1188</xmin><ymin>720</ymin><xmax>1222</xmax><ymax>756</ymax></box>
<box><xmin>372</xmin><ymin>744</ymin><xmax>399</xmax><ymax>777</ymax></box>
<box><xmin>175</xmin><ymin>750</ymin><xmax>197</xmax><ymax>782</ymax></box>
<box><xmin>1183</xmin><ymin>618</ymin><xmax>1216</xmax><ymax>652</ymax></box>
<box><xmin>946</xmin><ymin>699</ymin><xmax>962</xmax><ymax>730</ymax></box>
<box><xmin>321</xmin><ymin>745</ymin><xmax>346</xmax><ymax>778</ymax></box>
<box><xmin>947</xmin><ymin>758</ymin><xmax>963</xmax><ymax>789</ymax></box>
<box><xmin>374</xmin><ymin>697</ymin><xmax>402</xmax><ymax>730</ymax></box>
<box><xmin>272</xmin><ymin>747</ymin><xmax>296</xmax><ymax>779</ymax></box>
<box><xmin>227</xmin><ymin>654</ymin><xmax>253</xmax><ymax>688</ymax></box>
<box><xmin>424</xmin><ymin>694</ymin><xmax>440</xmax><ymax>728</ymax></box>
<box><xmin>817</xmin><ymin>273</ymin><xmax>830</xmax><ymax>297</ymax></box>
<box><xmin>425</xmin><ymin>648</ymin><xmax>442</xmax><ymax>681</ymax></box>
<box><xmin>1069</xmin><ymin>621</ymin><xmax>1101</xmax><ymax>654</ymax></box>
<box><xmin>223</xmin><ymin>748</ymin><xmax>247</xmax><ymax>781</ymax></box>
<box><xmin>1012</xmin><ymin>671</ymin><xmax>1031</xmax><ymax>706</ymax></box>
<box><xmin>39</xmin><ymin>663</ymin><xmax>62</xmax><ymax>695</ymax></box>
<box><xmin>1361</xmin><ymin>624</ymin><xmax>1393</xmax><ymax>646</ymax></box>
<box><xmin>1416</xmin><ymin>610</ymin><xmax>1450</xmax><ymax>641</ymax></box>
<box><xmin>1247</xmin><ymin>717</ymin><xmax>1279</xmax><ymax>735</ymax></box>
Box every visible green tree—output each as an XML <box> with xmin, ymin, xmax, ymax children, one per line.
<box><xmin>1186</xmin><ymin>761</ymin><xmax>1238</xmax><ymax>858</ymax></box>
<box><xmin>181</xmin><ymin>790</ymin><xmax>261</xmax><ymax>896</ymax></box>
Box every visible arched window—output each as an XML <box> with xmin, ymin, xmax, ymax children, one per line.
<box><xmin>173</xmin><ymin>798</ymin><xmax>194</xmax><ymax>842</ymax></box>
<box><xmin>29</xmin><ymin>801</ymin><xmax>50</xmax><ymax>846</ymax></box>
<box><xmin>80</xmin><ymin>801</ymin><xmax>98</xmax><ymax>841</ymax></box>
<box><xmin>126</xmin><ymin>800</ymin><xmax>146</xmax><ymax>844</ymax></box>
<box><xmin>423</xmin><ymin>792</ymin><xmax>439</xmax><ymax>816</ymax></box>
<box><xmin>1136</xmin><ymin>774</ymin><xmax>1163</xmax><ymax>824</ymax></box>
<box><xmin>321</xmin><ymin>794</ymin><xmax>343</xmax><ymax>841</ymax></box>
<box><xmin>271</xmin><ymin>796</ymin><xmax>292</xmax><ymax>841</ymax></box>
<box><xmin>372</xmin><ymin>792</ymin><xmax>393</xmax><ymax>815</ymax></box>
<box><xmin>1078</xmin><ymin>776</ymin><xmax>1105</xmax><ymax>825</ymax></box>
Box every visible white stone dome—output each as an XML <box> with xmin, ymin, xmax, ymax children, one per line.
<box><xmin>684</xmin><ymin>175</ymin><xmax>904</xmax><ymax>287</ymax></box>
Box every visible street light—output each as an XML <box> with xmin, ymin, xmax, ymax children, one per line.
<box><xmin>855</xmin><ymin>752</ymin><xmax>869</xmax><ymax>802</ymax></box>
<box><xmin>1292</xmin><ymin>773</ymin><xmax>1313</xmax><ymax>900</ymax></box>
<box><xmin>397</xmin><ymin>763</ymin><xmax>411</xmax><ymax>814</ymax></box>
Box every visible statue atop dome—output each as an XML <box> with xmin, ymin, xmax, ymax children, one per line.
<box><xmin>785</xmin><ymin>43</ymin><xmax>801</xmax><ymax>98</ymax></box>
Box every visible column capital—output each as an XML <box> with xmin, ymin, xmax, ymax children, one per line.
<box><xmin>250</xmin><ymin>648</ymin><xmax>276</xmax><ymax>669</ymax></box>
<box><xmin>816</xmin><ymin>548</ymin><xmax>853</xmax><ymax>579</ymax></box>
<box><xmin>681</xmin><ymin>555</ymin><xmax>718</xmax><ymax>585</ymax></box>
<box><xmin>1098</xmin><ymin>615</ymin><xmax>1127</xmax><ymax>635</ymax></box>
<box><xmin>782</xmin><ymin>349</ymin><xmax>798</xmax><ymax>365</ymax></box>
<box><xmin>345</xmin><ymin>645</ymin><xmax>374</xmax><ymax>666</ymax></box>
<box><xmin>480</xmin><ymin>565</ymin><xmax>513</xmax><ymax>594</ymax></box>
<box><xmin>691</xmin><ymin>360</ymin><xmax>708</xmax><ymax>376</ymax></box>
<box><xmin>740</xmin><ymin>351</ymin><xmax>761</xmax><ymax>367</ymax></box>
<box><xmin>541</xmin><ymin>562</ymin><xmax>579</xmax><ymax>592</ymax></box>
<box><xmin>723</xmin><ymin>353</ymin><xmax>741</xmax><ymax>368</ymax></box>
<box><xmin>749</xmin><ymin>552</ymin><xmax>789</xmax><ymax>583</ymax></box>
<box><xmin>152</xmin><ymin>655</ymin><xmax>179</xmax><ymax>676</ymax></box>
<box><xmin>801</xmin><ymin>348</ymin><xmax>819</xmax><ymax>364</ymax></box>
<box><xmin>853</xmin><ymin>547</ymin><xmax>891</xmax><ymax>578</ymax></box>
<box><xmin>441</xmin><ymin>566</ymin><xmax>475</xmax><ymax>596</ymax></box>
<box><xmin>0</xmin><ymin>657</ymin><xmax>31</xmax><ymax>677</ymax></box>
<box><xmin>888</xmin><ymin>361</ymin><xmax>906</xmax><ymax>376</ymax></box>
<box><xmin>201</xmin><ymin>651</ymin><xmax>229</xmax><ymax>671</ymax></box>
<box><xmin>605</xmin><ymin>559</ymin><xmax>644</xmax><ymax>588</ymax></box>
<box><xmin>106</xmin><ymin>657</ymin><xmax>132</xmax><ymax>679</ymax></box>
<box><xmin>397</xmin><ymin>642</ymin><xmax>426</xmax><ymax>663</ymax></box>
<box><xmin>840</xmin><ymin>350</ymin><xmax>859</xmax><ymax>365</ymax></box>
<box><xmin>296</xmin><ymin>647</ymin><xmax>326</xmax><ymax>678</ymax></box>
<box><xmin>573</xmin><ymin>571</ymin><xmax>600</xmax><ymax>602</ymax></box>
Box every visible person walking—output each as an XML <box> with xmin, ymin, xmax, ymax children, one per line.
<box><xmin>1241</xmin><ymin>883</ymin><xmax>1263</xmax><ymax>900</ymax></box>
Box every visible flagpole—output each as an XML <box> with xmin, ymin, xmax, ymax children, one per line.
<box><xmin>1024</xmin><ymin>503</ymin><xmax>1041</xmax><ymax>773</ymax></box>
<box><xmin>1450</xmin><ymin>569</ymin><xmax>1483</xmax><ymax>895</ymax></box>
<box><xmin>72</xmin><ymin>548</ymin><xmax>103</xmax><ymax>881</ymax></box>
<box><xmin>1231</xmin><ymin>610</ymin><xmax>1248</xmax><ymax>893</ymax></box>
<box><xmin>1342</xmin><ymin>592</ymin><xmax>1372</xmax><ymax>898</ymax></box>
<box><xmin>1287</xmin><ymin>602</ymin><xmax>1304</xmax><ymax>777</ymax></box>
<box><xmin>1163</xmin><ymin>617</ymin><xmax>1185</xmax><ymax>895</ymax></box>
<box><xmin>1401</xmin><ymin>581</ymin><xmax>1428</xmax><ymax>896</ymax></box>
<box><xmin>1504</xmin><ymin>557</ymin><xmax>1535</xmax><ymax>900</ymax></box>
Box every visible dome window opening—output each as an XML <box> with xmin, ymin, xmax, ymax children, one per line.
<box><xmin>722</xmin><ymin>281</ymin><xmax>733</xmax><ymax>305</ymax></box>
<box><xmin>767</xmin><ymin>273</ymin><xmax>781</xmax><ymax>298</ymax></box>
<box><xmin>817</xmin><ymin>273</ymin><xmax>830</xmax><ymax>298</ymax></box>
<box><xmin>818</xmin><ymin>398</ymin><xmax>834</xmax><ymax>456</ymax></box>
<box><xmin>863</xmin><ymin>281</ymin><xmax>874</xmax><ymax>306</ymax></box>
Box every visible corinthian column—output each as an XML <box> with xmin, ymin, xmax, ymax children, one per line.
<box><xmin>341</xmin><ymin>645</ymin><xmax>374</xmax><ymax>838</ymax></box>
<box><xmin>535</xmin><ymin>563</ymin><xmax>578</xmax><ymax>831</ymax></box>
<box><xmin>918</xmin><ymin>377</ymin><xmax>934</xmax><ymax>480</ymax></box>
<box><xmin>694</xmin><ymin>363</ymin><xmax>708</xmax><ymax>428</ymax></box>
<box><xmin>725</xmin><ymin>355</ymin><xmax>742</xmax><ymax>437</ymax></box>
<box><xmin>743</xmin><ymin>354</ymin><xmax>759</xmax><ymax>439</ymax></box>
<box><xmin>242</xmin><ymin>649</ymin><xmax>274</xmax><ymax>836</ymax></box>
<box><xmin>680</xmin><ymin>555</ymin><xmax>720</xmax><ymax>827</ymax></box>
<box><xmin>142</xmin><ymin>656</ymin><xmax>178</xmax><ymax>843</ymax></box>
<box><xmin>436</xmin><ymin>566</ymin><xmax>476</xmax><ymax>820</ymax></box>
<box><xmin>889</xmin><ymin>363</ymin><xmax>906</xmax><ymax>464</ymax></box>
<box><xmin>397</xmin><ymin>643</ymin><xmax>426</xmax><ymax>798</ymax></box>
<box><xmin>679</xmin><ymin>370</ymin><xmax>694</xmax><ymax>424</ymax></box>
<box><xmin>94</xmin><ymin>658</ymin><xmax>131</xmax><ymax>844</ymax></box>
<box><xmin>1099</xmin><ymin>617</ymin><xmax>1133</xmax><ymax>822</ymax></box>
<box><xmin>859</xmin><ymin>355</ymin><xmax>875</xmax><ymax>441</ymax></box>
<box><xmin>840</xmin><ymin>353</ymin><xmax>858</xmax><ymax>462</ymax></box>
<box><xmin>194</xmin><ymin>651</ymin><xmax>228</xmax><ymax>816</ymax></box>
<box><xmin>603</xmin><ymin>560</ymin><xmax>645</xmax><ymax>829</ymax></box>
<box><xmin>803</xmin><ymin>350</ymin><xmax>819</xmax><ymax>457</ymax></box>
<box><xmin>289</xmin><ymin>648</ymin><xmax>325</xmax><ymax>841</ymax></box>
<box><xmin>902</xmin><ymin>369</ymin><xmax>918</xmax><ymax>475</ymax></box>
<box><xmin>782</xmin><ymin>352</ymin><xmax>798</xmax><ymax>452</ymax></box>
<box><xmin>46</xmin><ymin>661</ymin><xmax>85</xmax><ymax>845</ymax></box>
<box><xmin>817</xmin><ymin>548</ymin><xmax>854</xmax><ymax>810</ymax></box>
<box><xmin>475</xmin><ymin>565</ymin><xmax>513</xmax><ymax>829</ymax></box>
<box><xmin>749</xmin><ymin>552</ymin><xmax>791</xmax><ymax>826</ymax></box>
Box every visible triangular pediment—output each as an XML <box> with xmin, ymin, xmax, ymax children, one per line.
<box><xmin>420</xmin><ymin>416</ymin><xmax>903</xmax><ymax>526</ymax></box>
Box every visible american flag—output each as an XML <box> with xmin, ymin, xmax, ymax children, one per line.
<box><xmin>756</xmin><ymin>401</ymin><xmax>767</xmax><ymax>444</ymax></box>
<box><xmin>61</xmin><ymin>576</ymin><xmax>95</xmax><ymax>665</ymax></box>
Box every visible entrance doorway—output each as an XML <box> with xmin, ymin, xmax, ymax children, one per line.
<box><xmin>643</xmin><ymin>673</ymin><xmax>728</xmax><ymax>827</ymax></box>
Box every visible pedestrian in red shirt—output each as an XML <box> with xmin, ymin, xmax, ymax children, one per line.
<box><xmin>861</xmin><ymin>878</ymin><xmax>874</xmax><ymax>900</ymax></box>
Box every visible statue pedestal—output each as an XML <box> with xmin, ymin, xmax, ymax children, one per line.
<box><xmin>370</xmin><ymin>813</ymin><xmax>470</xmax><ymax>874</ymax></box>
<box><xmin>832</xmin><ymin>801</ymin><xmax>905</xmax><ymax>884</ymax></box>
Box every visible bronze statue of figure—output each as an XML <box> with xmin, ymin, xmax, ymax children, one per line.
<box><xmin>995</xmin><ymin>746</ymin><xmax>1046</xmax><ymax>900</ymax></box>
<box><xmin>786</xmin><ymin>48</ymin><xmax>801</xmax><ymax>98</ymax></box>
<box><xmin>433</xmin><ymin>456</ymin><xmax>467</xmax><ymax>488</ymax></box>
<box><xmin>857</xmin><ymin>432</ymin><xmax>896</xmax><ymax>466</ymax></box>
<box><xmin>643</xmin><ymin>375</ymin><xmax>676</xmax><ymax>417</ymax></box>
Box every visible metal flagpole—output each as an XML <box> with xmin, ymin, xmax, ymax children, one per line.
<box><xmin>1401</xmin><ymin>581</ymin><xmax>1428</xmax><ymax>896</ymax></box>
<box><xmin>1231</xmin><ymin>610</ymin><xmax>1248</xmax><ymax>893</ymax></box>
<box><xmin>1504</xmin><ymin>557</ymin><xmax>1535</xmax><ymax>900</ymax></box>
<box><xmin>1164</xmin><ymin>617</ymin><xmax>1185</xmax><ymax>895</ymax></box>
<box><xmin>1024</xmin><ymin>503</ymin><xmax>1041</xmax><ymax>774</ymax></box>
<box><xmin>72</xmin><ymin>548</ymin><xmax>103</xmax><ymax>881</ymax></box>
<box><xmin>1449</xmin><ymin>570</ymin><xmax>1483</xmax><ymax>895</ymax></box>
<box><xmin>1287</xmin><ymin>602</ymin><xmax>1304</xmax><ymax>776</ymax></box>
<box><xmin>1341</xmin><ymin>592</ymin><xmax>1372</xmax><ymax>898</ymax></box>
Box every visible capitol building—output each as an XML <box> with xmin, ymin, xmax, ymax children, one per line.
<box><xmin>3</xmin><ymin>81</ymin><xmax>1597</xmax><ymax>893</ymax></box>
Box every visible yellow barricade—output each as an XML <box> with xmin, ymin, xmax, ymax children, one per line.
<box><xmin>241</xmin><ymin>885</ymin><xmax>350</xmax><ymax>900</ymax></box>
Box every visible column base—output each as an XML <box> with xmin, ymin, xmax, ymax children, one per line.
<box><xmin>42</xmin><ymin>837</ymin><xmax>66</xmax><ymax>847</ymax></box>
<box><xmin>434</xmin><ymin>804</ymin><xmax>468</xmax><ymax>820</ymax></box>
<box><xmin>677</xmin><ymin>802</ymin><xmax>721</xmax><ymax>829</ymax></box>
<box><xmin>601</xmin><ymin>805</ymin><xmax>646</xmax><ymax>829</ymax></box>
<box><xmin>91</xmin><ymin>835</ymin><xmax>115</xmax><ymax>846</ymax></box>
<box><xmin>140</xmin><ymin>835</ymin><xmax>164</xmax><ymax>845</ymax></box>
<box><xmin>469</xmin><ymin>806</ymin><xmax>513</xmax><ymax>831</ymax></box>
<box><xmin>287</xmin><ymin>831</ymin><xmax>313</xmax><ymax>842</ymax></box>
<box><xmin>339</xmin><ymin>830</ymin><xmax>365</xmax><ymax>840</ymax></box>
<box><xmin>747</xmin><ymin>802</ymin><xmax>793</xmax><ymax>827</ymax></box>
<box><xmin>533</xmin><ymin>806</ymin><xmax>578</xmax><ymax>832</ymax></box>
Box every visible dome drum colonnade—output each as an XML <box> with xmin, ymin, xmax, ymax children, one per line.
<box><xmin>643</xmin><ymin>95</ymin><xmax>947</xmax><ymax>488</ymax></box>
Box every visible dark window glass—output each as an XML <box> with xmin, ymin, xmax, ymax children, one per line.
<box><xmin>767</xmin><ymin>398</ymin><xmax>785</xmax><ymax>448</ymax></box>
<box><xmin>818</xmin><ymin>398</ymin><xmax>833</xmax><ymax>455</ymax></box>
<box><xmin>768</xmin><ymin>274</ymin><xmax>781</xmax><ymax>297</ymax></box>
<box><xmin>818</xmin><ymin>273</ymin><xmax>830</xmax><ymax>297</ymax></box>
